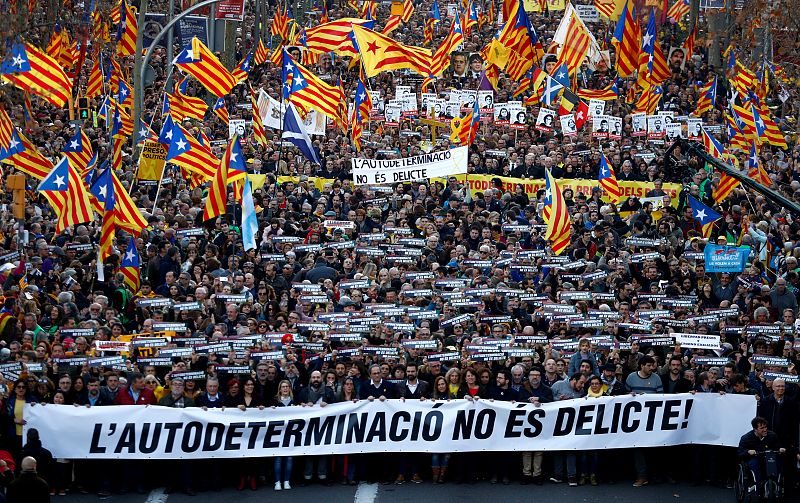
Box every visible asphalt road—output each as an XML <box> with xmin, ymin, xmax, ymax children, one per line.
<box><xmin>55</xmin><ymin>481</ymin><xmax>733</xmax><ymax>503</ymax></box>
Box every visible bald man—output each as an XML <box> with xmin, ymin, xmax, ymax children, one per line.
<box><xmin>7</xmin><ymin>456</ymin><xmax>50</xmax><ymax>502</ymax></box>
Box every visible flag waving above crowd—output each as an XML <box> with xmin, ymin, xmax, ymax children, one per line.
<box><xmin>0</xmin><ymin>2</ymin><xmax>799</xmax><ymax>495</ymax></box>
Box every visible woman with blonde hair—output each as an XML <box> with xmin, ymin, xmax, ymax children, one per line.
<box><xmin>271</xmin><ymin>380</ymin><xmax>295</xmax><ymax>491</ymax></box>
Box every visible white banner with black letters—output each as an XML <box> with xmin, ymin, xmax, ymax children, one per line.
<box><xmin>351</xmin><ymin>146</ymin><xmax>468</xmax><ymax>185</ymax></box>
<box><xmin>25</xmin><ymin>394</ymin><xmax>754</xmax><ymax>459</ymax></box>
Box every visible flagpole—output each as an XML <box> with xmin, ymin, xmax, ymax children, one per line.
<box><xmin>151</xmin><ymin>166</ymin><xmax>166</xmax><ymax>214</ymax></box>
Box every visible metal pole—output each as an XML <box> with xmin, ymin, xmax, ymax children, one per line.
<box><xmin>668</xmin><ymin>139</ymin><xmax>800</xmax><ymax>215</ymax></box>
<box><xmin>166</xmin><ymin>0</ymin><xmax>175</xmax><ymax>93</ymax></box>
<box><xmin>134</xmin><ymin>0</ymin><xmax>229</xmax><ymax>149</ymax></box>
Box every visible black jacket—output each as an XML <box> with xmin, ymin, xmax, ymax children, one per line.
<box><xmin>6</xmin><ymin>471</ymin><xmax>50</xmax><ymax>503</ymax></box>
<box><xmin>359</xmin><ymin>379</ymin><xmax>397</xmax><ymax>399</ymax></box>
<box><xmin>397</xmin><ymin>380</ymin><xmax>431</xmax><ymax>399</ymax></box>
<box><xmin>660</xmin><ymin>374</ymin><xmax>694</xmax><ymax>394</ymax></box>
<box><xmin>757</xmin><ymin>394</ymin><xmax>799</xmax><ymax>450</ymax></box>
<box><xmin>737</xmin><ymin>430</ymin><xmax>782</xmax><ymax>459</ymax></box>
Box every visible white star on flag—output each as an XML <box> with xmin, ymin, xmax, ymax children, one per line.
<box><xmin>175</xmin><ymin>138</ymin><xmax>187</xmax><ymax>151</ymax></box>
<box><xmin>230</xmin><ymin>152</ymin><xmax>238</xmax><ymax>163</ymax></box>
<box><xmin>694</xmin><ymin>209</ymin><xmax>707</xmax><ymax>221</ymax></box>
<box><xmin>53</xmin><ymin>175</ymin><xmax>66</xmax><ymax>188</ymax></box>
<box><xmin>69</xmin><ymin>139</ymin><xmax>79</xmax><ymax>149</ymax></box>
<box><xmin>125</xmin><ymin>250</ymin><xmax>135</xmax><ymax>262</ymax></box>
<box><xmin>99</xmin><ymin>184</ymin><xmax>107</xmax><ymax>198</ymax></box>
<box><xmin>642</xmin><ymin>33</ymin><xmax>653</xmax><ymax>48</ymax></box>
<box><xmin>12</xmin><ymin>55</ymin><xmax>25</xmax><ymax>67</ymax></box>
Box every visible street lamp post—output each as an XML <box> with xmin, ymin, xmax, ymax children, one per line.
<box><xmin>133</xmin><ymin>0</ymin><xmax>231</xmax><ymax>152</ymax></box>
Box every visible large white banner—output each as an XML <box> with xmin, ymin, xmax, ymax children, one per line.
<box><xmin>351</xmin><ymin>147</ymin><xmax>468</xmax><ymax>185</ymax></box>
<box><xmin>25</xmin><ymin>394</ymin><xmax>754</xmax><ymax>459</ymax></box>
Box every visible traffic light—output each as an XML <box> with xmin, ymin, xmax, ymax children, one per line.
<box><xmin>77</xmin><ymin>97</ymin><xmax>90</xmax><ymax>120</ymax></box>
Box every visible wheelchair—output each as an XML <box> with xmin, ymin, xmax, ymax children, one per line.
<box><xmin>734</xmin><ymin>450</ymin><xmax>784</xmax><ymax>502</ymax></box>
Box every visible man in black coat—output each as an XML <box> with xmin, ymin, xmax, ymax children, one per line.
<box><xmin>359</xmin><ymin>364</ymin><xmax>397</xmax><ymax>399</ymax></box>
<box><xmin>397</xmin><ymin>363</ymin><xmax>430</xmax><ymax>399</ymax></box>
<box><xmin>737</xmin><ymin>416</ymin><xmax>785</xmax><ymax>487</ymax></box>
<box><xmin>6</xmin><ymin>456</ymin><xmax>49</xmax><ymax>503</ymax></box>
<box><xmin>660</xmin><ymin>356</ymin><xmax>694</xmax><ymax>394</ymax></box>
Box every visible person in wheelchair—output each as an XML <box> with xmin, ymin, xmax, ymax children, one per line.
<box><xmin>737</xmin><ymin>417</ymin><xmax>785</xmax><ymax>490</ymax></box>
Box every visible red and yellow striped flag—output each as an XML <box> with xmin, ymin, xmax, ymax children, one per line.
<box><xmin>174</xmin><ymin>37</ymin><xmax>238</xmax><ymax>98</ymax></box>
<box><xmin>115</xmin><ymin>0</ymin><xmax>138</xmax><ymax>58</ymax></box>
<box><xmin>1</xmin><ymin>42</ymin><xmax>72</xmax><ymax>108</ymax></box>
<box><xmin>543</xmin><ymin>169</ymin><xmax>571</xmax><ymax>255</ymax></box>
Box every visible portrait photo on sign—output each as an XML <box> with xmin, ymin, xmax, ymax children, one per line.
<box><xmin>421</xmin><ymin>92</ymin><xmax>436</xmax><ymax>113</ymax></box>
<box><xmin>451</xmin><ymin>52</ymin><xmax>468</xmax><ymax>78</ymax></box>
<box><xmin>510</xmin><ymin>106</ymin><xmax>527</xmax><ymax>127</ymax></box>
<box><xmin>560</xmin><ymin>114</ymin><xmax>577</xmax><ymax>136</ymax></box>
<box><xmin>687</xmin><ymin>118</ymin><xmax>703</xmax><ymax>140</ymax></box>
<box><xmin>631</xmin><ymin>112</ymin><xmax>647</xmax><ymax>136</ymax></box>
<box><xmin>588</xmin><ymin>99</ymin><xmax>605</xmax><ymax>118</ymax></box>
<box><xmin>494</xmin><ymin>104</ymin><xmax>510</xmax><ymax>124</ymax></box>
<box><xmin>460</xmin><ymin>90</ymin><xmax>477</xmax><ymax>111</ymax></box>
<box><xmin>536</xmin><ymin>108</ymin><xmax>556</xmax><ymax>132</ymax></box>
<box><xmin>668</xmin><ymin>46</ymin><xmax>686</xmax><ymax>71</ymax></box>
<box><xmin>477</xmin><ymin>90</ymin><xmax>494</xmax><ymax>112</ymax></box>
<box><xmin>592</xmin><ymin>115</ymin><xmax>609</xmax><ymax>138</ymax></box>
<box><xmin>647</xmin><ymin>115</ymin><xmax>665</xmax><ymax>138</ymax></box>
<box><xmin>469</xmin><ymin>53</ymin><xmax>484</xmax><ymax>78</ymax></box>
<box><xmin>384</xmin><ymin>104</ymin><xmax>401</xmax><ymax>125</ymax></box>
<box><xmin>608</xmin><ymin>116</ymin><xmax>622</xmax><ymax>140</ymax></box>
<box><xmin>665</xmin><ymin>122</ymin><xmax>683</xmax><ymax>141</ymax></box>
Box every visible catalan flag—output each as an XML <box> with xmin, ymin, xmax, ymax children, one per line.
<box><xmin>1</xmin><ymin>42</ymin><xmax>72</xmax><ymax>108</ymax></box>
<box><xmin>165</xmin><ymin>121</ymin><xmax>218</xmax><ymax>180</ymax></box>
<box><xmin>598</xmin><ymin>153</ymin><xmax>621</xmax><ymax>204</ymax></box>
<box><xmin>401</xmin><ymin>0</ymin><xmax>415</xmax><ymax>22</ymax></box>
<box><xmin>635</xmin><ymin>83</ymin><xmax>662</xmax><ymax>114</ymax></box>
<box><xmin>39</xmin><ymin>157</ymin><xmax>94</xmax><ymax>232</ymax></box>
<box><xmin>254</xmin><ymin>38</ymin><xmax>269</xmax><ymax>66</ymax></box>
<box><xmin>552</xmin><ymin>3</ymin><xmax>599</xmax><ymax>76</ymax></box>
<box><xmin>694</xmin><ymin>76</ymin><xmax>717</xmax><ymax>116</ymax></box>
<box><xmin>204</xmin><ymin>136</ymin><xmax>244</xmax><ymax>221</ymax></box>
<box><xmin>612</xmin><ymin>0</ymin><xmax>638</xmax><ymax>77</ymax></box>
<box><xmin>90</xmin><ymin>167</ymin><xmax>117</xmax><ymax>260</ymax></box>
<box><xmin>119</xmin><ymin>237</ymin><xmax>140</xmax><ymax>292</ymax></box>
<box><xmin>450</xmin><ymin>111</ymin><xmax>473</xmax><ymax>145</ymax></box>
<box><xmin>213</xmin><ymin>97</ymin><xmax>229</xmax><ymax>124</ymax></box>
<box><xmin>167</xmin><ymin>90</ymin><xmax>207</xmax><ymax>122</ymax></box>
<box><xmin>115</xmin><ymin>0</ymin><xmax>138</xmax><ymax>57</ymax></box>
<box><xmin>111</xmin><ymin>169</ymin><xmax>147</xmax><ymax>234</ymax></box>
<box><xmin>0</xmin><ymin>106</ymin><xmax>13</xmax><ymax>148</ymax></box>
<box><xmin>352</xmin><ymin>78</ymin><xmax>372</xmax><ymax>152</ymax></box>
<box><xmin>641</xmin><ymin>8</ymin><xmax>656</xmax><ymax>74</ymax></box>
<box><xmin>86</xmin><ymin>54</ymin><xmax>104</xmax><ymax>99</ymax></box>
<box><xmin>250</xmin><ymin>86</ymin><xmax>268</xmax><ymax>147</ymax></box>
<box><xmin>352</xmin><ymin>25</ymin><xmax>432</xmax><ymax>78</ymax></box>
<box><xmin>430</xmin><ymin>15</ymin><xmax>464</xmax><ymax>76</ymax></box>
<box><xmin>702</xmin><ymin>126</ymin><xmax>725</xmax><ymax>158</ymax></box>
<box><xmin>18</xmin><ymin>274</ymin><xmax>28</xmax><ymax>291</ymax></box>
<box><xmin>714</xmin><ymin>172</ymin><xmax>741</xmax><ymax>203</ymax></box>
<box><xmin>273</xmin><ymin>4</ymin><xmax>291</xmax><ymax>40</ymax></box>
<box><xmin>305</xmin><ymin>18</ymin><xmax>373</xmax><ymax>56</ymax></box>
<box><xmin>543</xmin><ymin>168</ymin><xmax>571</xmax><ymax>255</ymax></box>
<box><xmin>383</xmin><ymin>15</ymin><xmax>402</xmax><ymax>36</ymax></box>
<box><xmin>232</xmin><ymin>49</ymin><xmax>253</xmax><ymax>84</ymax></box>
<box><xmin>577</xmin><ymin>79</ymin><xmax>619</xmax><ymax>101</ymax></box>
<box><xmin>282</xmin><ymin>50</ymin><xmax>345</xmax><ymax>125</ymax></box>
<box><xmin>63</xmin><ymin>127</ymin><xmax>94</xmax><ymax>174</ymax></box>
<box><xmin>494</xmin><ymin>0</ymin><xmax>545</xmax><ymax>69</ymax></box>
<box><xmin>117</xmin><ymin>77</ymin><xmax>133</xmax><ymax>107</ymax></box>
<box><xmin>0</xmin><ymin>129</ymin><xmax>53</xmax><ymax>180</ymax></box>
<box><xmin>747</xmin><ymin>142</ymin><xmax>771</xmax><ymax>187</ymax></box>
<box><xmin>667</xmin><ymin>0</ymin><xmax>690</xmax><ymax>22</ymax></box>
<box><xmin>174</xmin><ymin>37</ymin><xmax>238</xmax><ymax>98</ymax></box>
<box><xmin>687</xmin><ymin>195</ymin><xmax>721</xmax><ymax>239</ymax></box>
<box><xmin>464</xmin><ymin>0</ymin><xmax>479</xmax><ymax>36</ymax></box>
<box><xmin>424</xmin><ymin>18</ymin><xmax>434</xmax><ymax>46</ymax></box>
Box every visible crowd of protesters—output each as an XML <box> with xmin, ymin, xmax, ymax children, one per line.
<box><xmin>0</xmin><ymin>0</ymin><xmax>799</xmax><ymax>499</ymax></box>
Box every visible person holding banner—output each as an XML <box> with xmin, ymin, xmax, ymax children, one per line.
<box><xmin>271</xmin><ymin>380</ymin><xmax>296</xmax><ymax>491</ymax></box>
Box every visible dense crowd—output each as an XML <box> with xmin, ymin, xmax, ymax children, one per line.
<box><xmin>0</xmin><ymin>0</ymin><xmax>799</xmax><ymax>499</ymax></box>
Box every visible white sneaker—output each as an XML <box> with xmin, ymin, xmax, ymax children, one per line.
<box><xmin>283</xmin><ymin>482</ymin><xmax>292</xmax><ymax>490</ymax></box>
<box><xmin>274</xmin><ymin>482</ymin><xmax>282</xmax><ymax>491</ymax></box>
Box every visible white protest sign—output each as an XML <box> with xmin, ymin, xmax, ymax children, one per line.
<box><xmin>228</xmin><ymin>119</ymin><xmax>246</xmax><ymax>139</ymax></box>
<box><xmin>302</xmin><ymin>110</ymin><xmax>327</xmax><ymax>136</ymax></box>
<box><xmin>352</xmin><ymin>146</ymin><xmax>469</xmax><ymax>185</ymax></box>
<box><xmin>536</xmin><ymin>107</ymin><xmax>556</xmax><ymax>132</ymax></box>
<box><xmin>575</xmin><ymin>4</ymin><xmax>599</xmax><ymax>22</ymax></box>
<box><xmin>25</xmin><ymin>394</ymin><xmax>755</xmax><ymax>459</ymax></box>
<box><xmin>560</xmin><ymin>114</ymin><xmax>577</xmax><ymax>136</ymax></box>
<box><xmin>261</xmin><ymin>91</ymin><xmax>284</xmax><ymax>130</ymax></box>
<box><xmin>608</xmin><ymin>116</ymin><xmax>622</xmax><ymax>140</ymax></box>
<box><xmin>588</xmin><ymin>99</ymin><xmax>605</xmax><ymax>117</ymax></box>
<box><xmin>674</xmin><ymin>333</ymin><xmax>722</xmax><ymax>350</ymax></box>
<box><xmin>631</xmin><ymin>112</ymin><xmax>647</xmax><ymax>137</ymax></box>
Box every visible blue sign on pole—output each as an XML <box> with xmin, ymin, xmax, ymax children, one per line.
<box><xmin>704</xmin><ymin>244</ymin><xmax>751</xmax><ymax>273</ymax></box>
